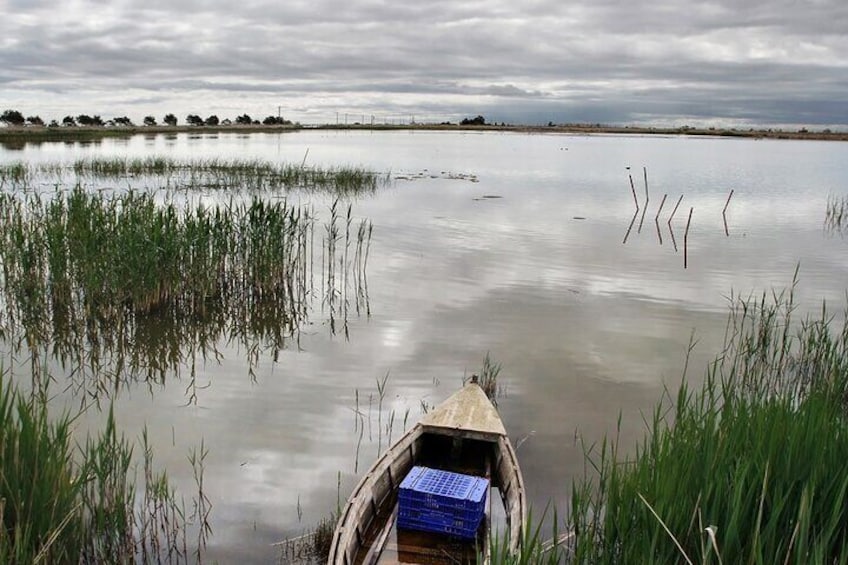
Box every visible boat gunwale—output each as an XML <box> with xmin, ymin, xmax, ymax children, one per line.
<box><xmin>328</xmin><ymin>424</ymin><xmax>423</xmax><ymax>565</ymax></box>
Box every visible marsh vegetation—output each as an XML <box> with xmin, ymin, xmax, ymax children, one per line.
<box><xmin>0</xmin><ymin>369</ymin><xmax>209</xmax><ymax>564</ymax></box>
<box><xmin>523</xmin><ymin>278</ymin><xmax>848</xmax><ymax>563</ymax></box>
<box><xmin>0</xmin><ymin>157</ymin><xmax>388</xmax><ymax>196</ymax></box>
<box><xmin>825</xmin><ymin>194</ymin><xmax>848</xmax><ymax>235</ymax></box>
<box><xmin>0</xmin><ymin>189</ymin><xmax>372</xmax><ymax>400</ymax></box>
<box><xmin>0</xmin><ymin>150</ymin><xmax>381</xmax><ymax>562</ymax></box>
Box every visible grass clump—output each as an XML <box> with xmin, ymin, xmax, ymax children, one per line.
<box><xmin>825</xmin><ymin>194</ymin><xmax>848</xmax><ymax>235</ymax></box>
<box><xmin>567</xmin><ymin>278</ymin><xmax>848</xmax><ymax>564</ymax></box>
<box><xmin>277</xmin><ymin>512</ymin><xmax>338</xmax><ymax>563</ymax></box>
<box><xmin>488</xmin><ymin>509</ymin><xmax>568</xmax><ymax>564</ymax></box>
<box><xmin>0</xmin><ymin>161</ymin><xmax>28</xmax><ymax>186</ymax></box>
<box><xmin>0</xmin><ymin>369</ymin><xmax>205</xmax><ymax>563</ymax></box>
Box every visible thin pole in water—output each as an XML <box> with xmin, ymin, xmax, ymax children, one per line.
<box><xmin>684</xmin><ymin>207</ymin><xmax>693</xmax><ymax>269</ymax></box>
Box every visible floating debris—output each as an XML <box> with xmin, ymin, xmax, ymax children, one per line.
<box><xmin>395</xmin><ymin>170</ymin><xmax>479</xmax><ymax>183</ymax></box>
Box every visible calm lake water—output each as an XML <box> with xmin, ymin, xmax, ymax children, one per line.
<box><xmin>2</xmin><ymin>130</ymin><xmax>848</xmax><ymax>562</ymax></box>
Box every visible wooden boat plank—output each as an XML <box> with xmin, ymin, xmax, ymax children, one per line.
<box><xmin>360</xmin><ymin>507</ymin><xmax>397</xmax><ymax>565</ymax></box>
<box><xmin>330</xmin><ymin>427</ymin><xmax>423</xmax><ymax>565</ymax></box>
<box><xmin>497</xmin><ymin>435</ymin><xmax>526</xmax><ymax>552</ymax></box>
<box><xmin>420</xmin><ymin>384</ymin><xmax>506</xmax><ymax>440</ymax></box>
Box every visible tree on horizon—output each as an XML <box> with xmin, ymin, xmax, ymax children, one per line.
<box><xmin>460</xmin><ymin>115</ymin><xmax>486</xmax><ymax>126</ymax></box>
<box><xmin>1</xmin><ymin>109</ymin><xmax>25</xmax><ymax>126</ymax></box>
<box><xmin>76</xmin><ymin>115</ymin><xmax>104</xmax><ymax>126</ymax></box>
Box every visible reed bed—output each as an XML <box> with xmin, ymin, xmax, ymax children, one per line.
<box><xmin>0</xmin><ymin>188</ymin><xmax>372</xmax><ymax>398</ymax></box>
<box><xmin>565</xmin><ymin>277</ymin><xmax>848</xmax><ymax>564</ymax></box>
<box><xmin>2</xmin><ymin>157</ymin><xmax>388</xmax><ymax>196</ymax></box>
<box><xmin>0</xmin><ymin>161</ymin><xmax>29</xmax><ymax>187</ymax></box>
<box><xmin>0</xmin><ymin>370</ymin><xmax>206</xmax><ymax>563</ymax></box>
<box><xmin>825</xmin><ymin>194</ymin><xmax>848</xmax><ymax>234</ymax></box>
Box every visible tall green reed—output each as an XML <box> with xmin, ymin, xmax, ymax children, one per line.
<box><xmin>567</xmin><ymin>275</ymin><xmax>848</xmax><ymax>564</ymax></box>
<box><xmin>0</xmin><ymin>369</ymin><xmax>207</xmax><ymax>563</ymax></box>
<box><xmin>0</xmin><ymin>189</ymin><xmax>372</xmax><ymax>399</ymax></box>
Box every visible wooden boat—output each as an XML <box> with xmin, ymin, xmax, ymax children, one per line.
<box><xmin>327</xmin><ymin>379</ymin><xmax>526</xmax><ymax>564</ymax></box>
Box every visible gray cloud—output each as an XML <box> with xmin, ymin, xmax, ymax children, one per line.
<box><xmin>2</xmin><ymin>0</ymin><xmax>847</xmax><ymax>126</ymax></box>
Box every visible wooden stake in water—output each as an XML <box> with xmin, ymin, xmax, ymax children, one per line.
<box><xmin>654</xmin><ymin>194</ymin><xmax>668</xmax><ymax>245</ymax></box>
<box><xmin>723</xmin><ymin>189</ymin><xmax>734</xmax><ymax>215</ymax></box>
<box><xmin>623</xmin><ymin>208</ymin><xmax>639</xmax><ymax>244</ymax></box>
<box><xmin>669</xmin><ymin>221</ymin><xmax>678</xmax><ymax>252</ymax></box>
<box><xmin>655</xmin><ymin>216</ymin><xmax>663</xmax><ymax>246</ymax></box>
<box><xmin>684</xmin><ymin>207</ymin><xmax>693</xmax><ymax>269</ymax></box>
<box><xmin>637</xmin><ymin>202</ymin><xmax>648</xmax><ymax>234</ymax></box>
<box><xmin>655</xmin><ymin>193</ymin><xmax>668</xmax><ymax>222</ymax></box>
<box><xmin>723</xmin><ymin>189</ymin><xmax>734</xmax><ymax>236</ymax></box>
<box><xmin>668</xmin><ymin>194</ymin><xmax>683</xmax><ymax>225</ymax></box>
<box><xmin>629</xmin><ymin>173</ymin><xmax>639</xmax><ymax>209</ymax></box>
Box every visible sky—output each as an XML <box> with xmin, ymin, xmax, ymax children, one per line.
<box><xmin>2</xmin><ymin>0</ymin><xmax>848</xmax><ymax>128</ymax></box>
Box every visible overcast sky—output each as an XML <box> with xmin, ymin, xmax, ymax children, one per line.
<box><xmin>2</xmin><ymin>0</ymin><xmax>847</xmax><ymax>127</ymax></box>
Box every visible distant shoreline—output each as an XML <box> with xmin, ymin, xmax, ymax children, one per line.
<box><xmin>1</xmin><ymin>123</ymin><xmax>847</xmax><ymax>143</ymax></box>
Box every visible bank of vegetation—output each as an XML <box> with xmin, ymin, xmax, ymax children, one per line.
<box><xmin>505</xmin><ymin>278</ymin><xmax>848</xmax><ymax>563</ymax></box>
<box><xmin>0</xmin><ymin>368</ymin><xmax>209</xmax><ymax>564</ymax></box>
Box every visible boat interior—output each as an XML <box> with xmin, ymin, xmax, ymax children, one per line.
<box><xmin>354</xmin><ymin>431</ymin><xmax>501</xmax><ymax>565</ymax></box>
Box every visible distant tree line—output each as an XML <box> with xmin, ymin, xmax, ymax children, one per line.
<box><xmin>1</xmin><ymin>109</ymin><xmax>294</xmax><ymax>128</ymax></box>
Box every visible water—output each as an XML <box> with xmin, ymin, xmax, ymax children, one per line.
<box><xmin>3</xmin><ymin>130</ymin><xmax>848</xmax><ymax>562</ymax></box>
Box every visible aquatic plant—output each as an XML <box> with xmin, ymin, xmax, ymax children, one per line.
<box><xmin>0</xmin><ymin>161</ymin><xmax>28</xmax><ymax>187</ymax></box>
<box><xmin>487</xmin><ymin>509</ymin><xmax>567</xmax><ymax>564</ymax></box>
<box><xmin>1</xmin><ymin>157</ymin><xmax>389</xmax><ymax>196</ymax></box>
<box><xmin>825</xmin><ymin>193</ymin><xmax>848</xmax><ymax>234</ymax></box>
<box><xmin>567</xmin><ymin>277</ymin><xmax>848</xmax><ymax>563</ymax></box>
<box><xmin>0</xmin><ymin>189</ymin><xmax>372</xmax><ymax>399</ymax></box>
<box><xmin>0</xmin><ymin>369</ymin><xmax>206</xmax><ymax>563</ymax></box>
<box><xmin>476</xmin><ymin>352</ymin><xmax>503</xmax><ymax>405</ymax></box>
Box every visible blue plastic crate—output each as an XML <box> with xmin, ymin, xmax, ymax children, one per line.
<box><xmin>398</xmin><ymin>506</ymin><xmax>484</xmax><ymax>536</ymax></box>
<box><xmin>397</xmin><ymin>466</ymin><xmax>489</xmax><ymax>539</ymax></box>
<box><xmin>399</xmin><ymin>467</ymin><xmax>488</xmax><ymax>512</ymax></box>
<box><xmin>397</xmin><ymin>515</ymin><xmax>480</xmax><ymax>540</ymax></box>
